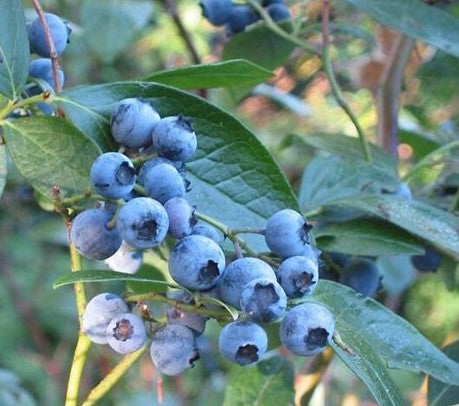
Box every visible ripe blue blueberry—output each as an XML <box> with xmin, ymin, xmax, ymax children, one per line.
<box><xmin>137</xmin><ymin>157</ymin><xmax>181</xmax><ymax>187</ymax></box>
<box><xmin>265</xmin><ymin>209</ymin><xmax>312</xmax><ymax>258</ymax></box>
<box><xmin>280</xmin><ymin>303</ymin><xmax>335</xmax><ymax>356</ymax></box>
<box><xmin>104</xmin><ymin>241</ymin><xmax>143</xmax><ymax>274</ymax></box>
<box><xmin>341</xmin><ymin>259</ymin><xmax>382</xmax><ymax>297</ymax></box>
<box><xmin>90</xmin><ymin>152</ymin><xmax>136</xmax><ymax>199</ymax></box>
<box><xmin>262</xmin><ymin>0</ymin><xmax>285</xmax><ymax>5</ymax></box>
<box><xmin>116</xmin><ymin>197</ymin><xmax>169</xmax><ymax>249</ymax></box>
<box><xmin>411</xmin><ymin>247</ymin><xmax>442</xmax><ymax>272</ymax></box>
<box><xmin>28</xmin><ymin>13</ymin><xmax>69</xmax><ymax>57</ymax></box>
<box><xmin>106</xmin><ymin>313</ymin><xmax>147</xmax><ymax>354</ymax></box>
<box><xmin>164</xmin><ymin>197</ymin><xmax>197</xmax><ymax>239</ymax></box>
<box><xmin>225</xmin><ymin>5</ymin><xmax>260</xmax><ymax>35</ymax></box>
<box><xmin>218</xmin><ymin>322</ymin><xmax>267</xmax><ymax>366</ymax></box>
<box><xmin>277</xmin><ymin>255</ymin><xmax>318</xmax><ymax>298</ymax></box>
<box><xmin>70</xmin><ymin>209</ymin><xmax>122</xmax><ymax>260</ymax></box>
<box><xmin>200</xmin><ymin>0</ymin><xmax>233</xmax><ymax>26</ymax></box>
<box><xmin>169</xmin><ymin>235</ymin><xmax>225</xmax><ymax>290</ymax></box>
<box><xmin>144</xmin><ymin>163</ymin><xmax>186</xmax><ymax>204</ymax></box>
<box><xmin>240</xmin><ymin>278</ymin><xmax>287</xmax><ymax>322</ymax></box>
<box><xmin>152</xmin><ymin>116</ymin><xmax>197</xmax><ymax>162</ymax></box>
<box><xmin>393</xmin><ymin>182</ymin><xmax>413</xmax><ymax>201</ymax></box>
<box><xmin>219</xmin><ymin>257</ymin><xmax>276</xmax><ymax>308</ymax></box>
<box><xmin>150</xmin><ymin>324</ymin><xmax>200</xmax><ymax>376</ymax></box>
<box><xmin>267</xmin><ymin>3</ymin><xmax>291</xmax><ymax>21</ymax></box>
<box><xmin>191</xmin><ymin>223</ymin><xmax>223</xmax><ymax>244</ymax></box>
<box><xmin>110</xmin><ymin>98</ymin><xmax>160</xmax><ymax>149</ymax></box>
<box><xmin>166</xmin><ymin>291</ymin><xmax>207</xmax><ymax>334</ymax></box>
<box><xmin>82</xmin><ymin>293</ymin><xmax>128</xmax><ymax>344</ymax></box>
<box><xmin>29</xmin><ymin>58</ymin><xmax>65</xmax><ymax>90</ymax></box>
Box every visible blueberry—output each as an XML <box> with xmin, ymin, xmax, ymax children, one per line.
<box><xmin>150</xmin><ymin>324</ymin><xmax>200</xmax><ymax>376</ymax></box>
<box><xmin>82</xmin><ymin>293</ymin><xmax>128</xmax><ymax>344</ymax></box>
<box><xmin>110</xmin><ymin>98</ymin><xmax>160</xmax><ymax>149</ymax></box>
<box><xmin>393</xmin><ymin>182</ymin><xmax>413</xmax><ymax>201</ymax></box>
<box><xmin>262</xmin><ymin>0</ymin><xmax>284</xmax><ymax>5</ymax></box>
<box><xmin>341</xmin><ymin>259</ymin><xmax>382</xmax><ymax>297</ymax></box>
<box><xmin>240</xmin><ymin>278</ymin><xmax>287</xmax><ymax>322</ymax></box>
<box><xmin>225</xmin><ymin>5</ymin><xmax>260</xmax><ymax>35</ymax></box>
<box><xmin>219</xmin><ymin>257</ymin><xmax>276</xmax><ymax>308</ymax></box>
<box><xmin>200</xmin><ymin>0</ymin><xmax>233</xmax><ymax>26</ymax></box>
<box><xmin>104</xmin><ymin>241</ymin><xmax>143</xmax><ymax>274</ymax></box>
<box><xmin>106</xmin><ymin>313</ymin><xmax>146</xmax><ymax>354</ymax></box>
<box><xmin>191</xmin><ymin>223</ymin><xmax>224</xmax><ymax>244</ymax></box>
<box><xmin>327</xmin><ymin>252</ymin><xmax>350</xmax><ymax>269</ymax></box>
<box><xmin>90</xmin><ymin>152</ymin><xmax>136</xmax><ymax>199</ymax></box>
<box><xmin>28</xmin><ymin>13</ymin><xmax>69</xmax><ymax>57</ymax></box>
<box><xmin>164</xmin><ymin>197</ymin><xmax>197</xmax><ymax>239</ymax></box>
<box><xmin>411</xmin><ymin>247</ymin><xmax>442</xmax><ymax>272</ymax></box>
<box><xmin>152</xmin><ymin>116</ymin><xmax>197</xmax><ymax>162</ymax></box>
<box><xmin>218</xmin><ymin>322</ymin><xmax>267</xmax><ymax>366</ymax></box>
<box><xmin>137</xmin><ymin>157</ymin><xmax>181</xmax><ymax>187</ymax></box>
<box><xmin>266</xmin><ymin>3</ymin><xmax>291</xmax><ymax>21</ymax></box>
<box><xmin>277</xmin><ymin>256</ymin><xmax>318</xmax><ymax>298</ymax></box>
<box><xmin>144</xmin><ymin>163</ymin><xmax>186</xmax><ymax>204</ymax></box>
<box><xmin>166</xmin><ymin>291</ymin><xmax>207</xmax><ymax>334</ymax></box>
<box><xmin>70</xmin><ymin>209</ymin><xmax>122</xmax><ymax>260</ymax></box>
<box><xmin>169</xmin><ymin>235</ymin><xmax>225</xmax><ymax>290</ymax></box>
<box><xmin>116</xmin><ymin>197</ymin><xmax>169</xmax><ymax>249</ymax></box>
<box><xmin>265</xmin><ymin>209</ymin><xmax>312</xmax><ymax>258</ymax></box>
<box><xmin>29</xmin><ymin>58</ymin><xmax>65</xmax><ymax>90</ymax></box>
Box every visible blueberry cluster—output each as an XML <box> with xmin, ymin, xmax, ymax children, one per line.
<box><xmin>200</xmin><ymin>0</ymin><xmax>291</xmax><ymax>36</ymax></box>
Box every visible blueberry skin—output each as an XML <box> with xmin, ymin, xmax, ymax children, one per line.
<box><xmin>240</xmin><ymin>278</ymin><xmax>287</xmax><ymax>322</ymax></box>
<box><xmin>106</xmin><ymin>313</ymin><xmax>146</xmax><ymax>354</ymax></box>
<box><xmin>29</xmin><ymin>58</ymin><xmax>65</xmax><ymax>90</ymax></box>
<box><xmin>82</xmin><ymin>293</ymin><xmax>128</xmax><ymax>344</ymax></box>
<box><xmin>411</xmin><ymin>247</ymin><xmax>442</xmax><ymax>272</ymax></box>
<box><xmin>169</xmin><ymin>235</ymin><xmax>226</xmax><ymax>290</ymax></box>
<box><xmin>267</xmin><ymin>3</ymin><xmax>291</xmax><ymax>22</ymax></box>
<box><xmin>200</xmin><ymin>0</ymin><xmax>233</xmax><ymax>26</ymax></box>
<box><xmin>341</xmin><ymin>259</ymin><xmax>382</xmax><ymax>297</ymax></box>
<box><xmin>277</xmin><ymin>256</ymin><xmax>318</xmax><ymax>298</ymax></box>
<box><xmin>166</xmin><ymin>291</ymin><xmax>207</xmax><ymax>334</ymax></box>
<box><xmin>144</xmin><ymin>163</ymin><xmax>186</xmax><ymax>204</ymax></box>
<box><xmin>28</xmin><ymin>13</ymin><xmax>69</xmax><ymax>57</ymax></box>
<box><xmin>225</xmin><ymin>5</ymin><xmax>260</xmax><ymax>35</ymax></box>
<box><xmin>104</xmin><ymin>241</ymin><xmax>143</xmax><ymax>274</ymax></box>
<box><xmin>152</xmin><ymin>116</ymin><xmax>197</xmax><ymax>162</ymax></box>
<box><xmin>150</xmin><ymin>324</ymin><xmax>200</xmax><ymax>376</ymax></box>
<box><xmin>219</xmin><ymin>257</ymin><xmax>276</xmax><ymax>308</ymax></box>
<box><xmin>280</xmin><ymin>303</ymin><xmax>335</xmax><ymax>356</ymax></box>
<box><xmin>218</xmin><ymin>322</ymin><xmax>268</xmax><ymax>366</ymax></box>
<box><xmin>116</xmin><ymin>197</ymin><xmax>169</xmax><ymax>249</ymax></box>
<box><xmin>393</xmin><ymin>182</ymin><xmax>413</xmax><ymax>201</ymax></box>
<box><xmin>262</xmin><ymin>0</ymin><xmax>284</xmax><ymax>6</ymax></box>
<box><xmin>191</xmin><ymin>223</ymin><xmax>224</xmax><ymax>244</ymax></box>
<box><xmin>164</xmin><ymin>197</ymin><xmax>197</xmax><ymax>239</ymax></box>
<box><xmin>137</xmin><ymin>157</ymin><xmax>181</xmax><ymax>186</ymax></box>
<box><xmin>70</xmin><ymin>209</ymin><xmax>122</xmax><ymax>260</ymax></box>
<box><xmin>265</xmin><ymin>209</ymin><xmax>312</xmax><ymax>258</ymax></box>
<box><xmin>110</xmin><ymin>98</ymin><xmax>160</xmax><ymax>149</ymax></box>
<box><xmin>90</xmin><ymin>152</ymin><xmax>136</xmax><ymax>199</ymax></box>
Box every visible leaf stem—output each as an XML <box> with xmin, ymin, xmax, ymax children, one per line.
<box><xmin>0</xmin><ymin>93</ymin><xmax>52</xmax><ymax>120</ymax></box>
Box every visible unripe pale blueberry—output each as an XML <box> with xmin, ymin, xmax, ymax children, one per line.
<box><xmin>225</xmin><ymin>5</ymin><xmax>260</xmax><ymax>35</ymax></box>
<box><xmin>106</xmin><ymin>313</ymin><xmax>146</xmax><ymax>354</ymax></box>
<box><xmin>164</xmin><ymin>197</ymin><xmax>197</xmax><ymax>239</ymax></box>
<box><xmin>82</xmin><ymin>293</ymin><xmax>128</xmax><ymax>344</ymax></box>
<box><xmin>28</xmin><ymin>13</ymin><xmax>69</xmax><ymax>57</ymax></box>
<box><xmin>104</xmin><ymin>241</ymin><xmax>143</xmax><ymax>274</ymax></box>
<box><xmin>411</xmin><ymin>247</ymin><xmax>442</xmax><ymax>272</ymax></box>
<box><xmin>150</xmin><ymin>324</ymin><xmax>200</xmax><ymax>376</ymax></box>
<box><xmin>219</xmin><ymin>322</ymin><xmax>267</xmax><ymax>366</ymax></box>
<box><xmin>90</xmin><ymin>152</ymin><xmax>136</xmax><ymax>199</ymax></box>
<box><xmin>166</xmin><ymin>291</ymin><xmax>207</xmax><ymax>334</ymax></box>
<box><xmin>116</xmin><ymin>197</ymin><xmax>169</xmax><ymax>249</ymax></box>
<box><xmin>240</xmin><ymin>278</ymin><xmax>287</xmax><ymax>322</ymax></box>
<box><xmin>341</xmin><ymin>259</ymin><xmax>382</xmax><ymax>297</ymax></box>
<box><xmin>200</xmin><ymin>0</ymin><xmax>233</xmax><ymax>26</ymax></box>
<box><xmin>152</xmin><ymin>116</ymin><xmax>197</xmax><ymax>162</ymax></box>
<box><xmin>169</xmin><ymin>235</ymin><xmax>225</xmax><ymax>290</ymax></box>
<box><xmin>144</xmin><ymin>163</ymin><xmax>186</xmax><ymax>204</ymax></box>
<box><xmin>110</xmin><ymin>98</ymin><xmax>160</xmax><ymax>149</ymax></box>
<box><xmin>137</xmin><ymin>157</ymin><xmax>182</xmax><ymax>187</ymax></box>
<box><xmin>266</xmin><ymin>3</ymin><xmax>291</xmax><ymax>22</ymax></box>
<box><xmin>70</xmin><ymin>209</ymin><xmax>122</xmax><ymax>260</ymax></box>
<box><xmin>280</xmin><ymin>303</ymin><xmax>335</xmax><ymax>356</ymax></box>
<box><xmin>29</xmin><ymin>58</ymin><xmax>65</xmax><ymax>90</ymax></box>
<box><xmin>219</xmin><ymin>258</ymin><xmax>276</xmax><ymax>308</ymax></box>
<box><xmin>191</xmin><ymin>223</ymin><xmax>224</xmax><ymax>244</ymax></box>
<box><xmin>265</xmin><ymin>209</ymin><xmax>312</xmax><ymax>258</ymax></box>
<box><xmin>277</xmin><ymin>256</ymin><xmax>318</xmax><ymax>298</ymax></box>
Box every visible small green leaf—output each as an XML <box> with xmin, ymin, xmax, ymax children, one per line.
<box><xmin>126</xmin><ymin>264</ymin><xmax>168</xmax><ymax>294</ymax></box>
<box><xmin>198</xmin><ymin>295</ymin><xmax>239</xmax><ymax>321</ymax></box>
<box><xmin>2</xmin><ymin>116</ymin><xmax>101</xmax><ymax>199</ymax></box>
<box><xmin>145</xmin><ymin>60</ymin><xmax>273</xmax><ymax>90</ymax></box>
<box><xmin>0</xmin><ymin>143</ymin><xmax>7</xmax><ymax>199</ymax></box>
<box><xmin>223</xmin><ymin>356</ymin><xmax>295</xmax><ymax>406</ymax></box>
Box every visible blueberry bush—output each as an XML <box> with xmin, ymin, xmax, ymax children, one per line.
<box><xmin>0</xmin><ymin>0</ymin><xmax>458</xmax><ymax>405</ymax></box>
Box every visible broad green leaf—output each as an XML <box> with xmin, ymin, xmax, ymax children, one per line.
<box><xmin>314</xmin><ymin>218</ymin><xmax>424</xmax><ymax>256</ymax></box>
<box><xmin>0</xmin><ymin>143</ymin><xmax>6</xmax><ymax>199</ymax></box>
<box><xmin>0</xmin><ymin>0</ymin><xmax>29</xmax><ymax>98</ymax></box>
<box><xmin>56</xmin><ymin>82</ymin><xmax>299</xmax><ymax>251</ymax></box>
<box><xmin>223</xmin><ymin>356</ymin><xmax>295</xmax><ymax>406</ymax></box>
<box><xmin>342</xmin><ymin>0</ymin><xmax>459</xmax><ymax>58</ymax></box>
<box><xmin>326</xmin><ymin>195</ymin><xmax>459</xmax><ymax>259</ymax></box>
<box><xmin>126</xmin><ymin>264</ymin><xmax>168</xmax><ymax>294</ymax></box>
<box><xmin>2</xmin><ymin>117</ymin><xmax>101</xmax><ymax>199</ymax></box>
<box><xmin>145</xmin><ymin>60</ymin><xmax>273</xmax><ymax>90</ymax></box>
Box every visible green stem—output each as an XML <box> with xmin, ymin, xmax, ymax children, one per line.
<box><xmin>133</xmin><ymin>184</ymin><xmax>148</xmax><ymax>196</ymax></box>
<box><xmin>132</xmin><ymin>153</ymin><xmax>157</xmax><ymax>166</ymax></box>
<box><xmin>448</xmin><ymin>189</ymin><xmax>459</xmax><ymax>213</ymax></box>
<box><xmin>231</xmin><ymin>228</ymin><xmax>265</xmax><ymax>235</ymax></box>
<box><xmin>0</xmin><ymin>94</ymin><xmax>53</xmax><ymax>120</ymax></box>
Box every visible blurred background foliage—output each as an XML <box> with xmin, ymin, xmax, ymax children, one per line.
<box><xmin>1</xmin><ymin>0</ymin><xmax>458</xmax><ymax>405</ymax></box>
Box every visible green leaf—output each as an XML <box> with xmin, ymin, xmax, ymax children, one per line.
<box><xmin>376</xmin><ymin>256</ymin><xmax>416</xmax><ymax>295</ymax></box>
<box><xmin>223</xmin><ymin>356</ymin><xmax>295</xmax><ymax>406</ymax></box>
<box><xmin>145</xmin><ymin>60</ymin><xmax>273</xmax><ymax>90</ymax></box>
<box><xmin>126</xmin><ymin>264</ymin><xmax>168</xmax><ymax>294</ymax></box>
<box><xmin>0</xmin><ymin>0</ymin><xmax>29</xmax><ymax>98</ymax></box>
<box><xmin>53</xmin><ymin>269</ymin><xmax>181</xmax><ymax>289</ymax></box>
<box><xmin>1</xmin><ymin>117</ymin><xmax>101</xmax><ymax>200</ymax></box>
<box><xmin>428</xmin><ymin>341</ymin><xmax>459</xmax><ymax>406</ymax></box>
<box><xmin>199</xmin><ymin>295</ymin><xmax>239</xmax><ymax>321</ymax></box>
<box><xmin>0</xmin><ymin>143</ymin><xmax>6</xmax><ymax>199</ymax></box>
<box><xmin>314</xmin><ymin>218</ymin><xmax>424</xmax><ymax>256</ymax></box>
<box><xmin>325</xmin><ymin>195</ymin><xmax>459</xmax><ymax>259</ymax></box>
<box><xmin>342</xmin><ymin>0</ymin><xmax>459</xmax><ymax>58</ymax></box>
